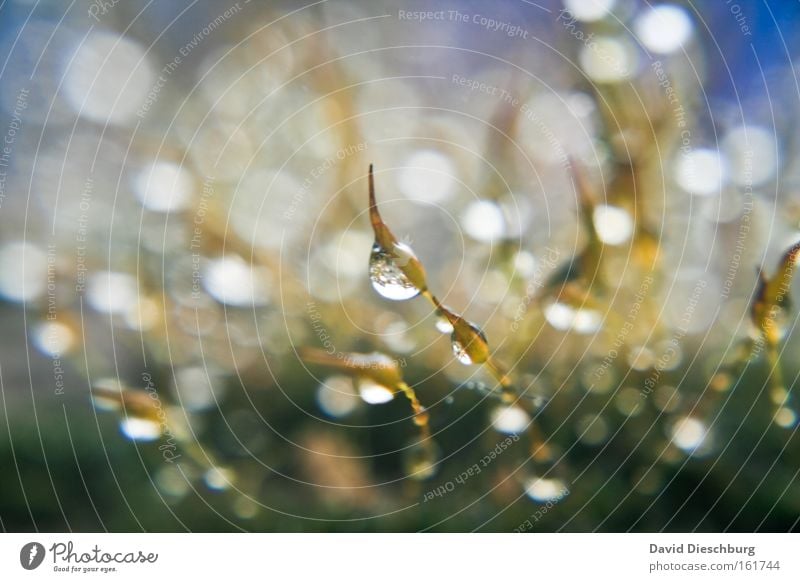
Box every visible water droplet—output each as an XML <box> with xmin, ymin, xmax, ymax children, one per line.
<box><xmin>87</xmin><ymin>271</ymin><xmax>138</xmax><ymax>314</ymax></box>
<box><xmin>0</xmin><ymin>242</ymin><xmax>48</xmax><ymax>302</ymax></box>
<box><xmin>634</xmin><ymin>4</ymin><xmax>693</xmax><ymax>54</ymax></box>
<box><xmin>358</xmin><ymin>379</ymin><xmax>395</xmax><ymax>404</ymax></box>
<box><xmin>435</xmin><ymin>315</ymin><xmax>454</xmax><ymax>333</ymax></box>
<box><xmin>317</xmin><ymin>375</ymin><xmax>360</xmax><ymax>418</ymax></box>
<box><xmin>593</xmin><ymin>204</ymin><xmax>633</xmax><ymax>246</ymax></box>
<box><xmin>134</xmin><ymin>161</ymin><xmax>194</xmax><ymax>213</ymax></box>
<box><xmin>451</xmin><ymin>340</ymin><xmax>472</xmax><ymax>365</ymax></box>
<box><xmin>670</xmin><ymin>416</ymin><xmax>711</xmax><ymax>455</ymax></box>
<box><xmin>64</xmin><ymin>31</ymin><xmax>155</xmax><ymax>125</ymax></box>
<box><xmin>572</xmin><ymin>308</ymin><xmax>603</xmax><ymax>334</ymax></box>
<box><xmin>461</xmin><ymin>200</ymin><xmax>505</xmax><ymax>242</ymax></box>
<box><xmin>723</xmin><ymin>125</ymin><xmax>777</xmax><ymax>187</ymax></box>
<box><xmin>675</xmin><ymin>148</ymin><xmax>727</xmax><ymax>196</ymax></box>
<box><xmin>403</xmin><ymin>440</ymin><xmax>439</xmax><ymax>480</ymax></box>
<box><xmin>544</xmin><ymin>302</ymin><xmax>602</xmax><ymax>334</ymax></box>
<box><xmin>774</xmin><ymin>407</ymin><xmax>797</xmax><ymax>429</ymax></box>
<box><xmin>524</xmin><ymin>477</ymin><xmax>569</xmax><ymax>504</ymax></box>
<box><xmin>564</xmin><ymin>0</ymin><xmax>615</xmax><ymax>22</ymax></box>
<box><xmin>204</xmin><ymin>467</ymin><xmax>234</xmax><ymax>491</ymax></box>
<box><xmin>32</xmin><ymin>321</ymin><xmax>75</xmax><ymax>357</ymax></box>
<box><xmin>579</xmin><ymin>36</ymin><xmax>636</xmax><ymax>83</ymax></box>
<box><xmin>490</xmin><ymin>405</ymin><xmax>530</xmax><ymax>434</ymax></box>
<box><xmin>368</xmin><ymin>243</ymin><xmax>421</xmax><ymax>301</ymax></box>
<box><xmin>203</xmin><ymin>255</ymin><xmax>269</xmax><ymax>307</ymax></box>
<box><xmin>450</xmin><ymin>323</ymin><xmax>488</xmax><ymax>365</ymax></box>
<box><xmin>119</xmin><ymin>417</ymin><xmax>161</xmax><ymax>441</ymax></box>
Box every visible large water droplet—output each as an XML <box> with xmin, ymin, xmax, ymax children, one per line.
<box><xmin>368</xmin><ymin>243</ymin><xmax>421</xmax><ymax>300</ymax></box>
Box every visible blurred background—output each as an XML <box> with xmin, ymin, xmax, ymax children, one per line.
<box><xmin>1</xmin><ymin>0</ymin><xmax>799</xmax><ymax>532</ymax></box>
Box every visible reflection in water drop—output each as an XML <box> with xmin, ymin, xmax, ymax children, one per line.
<box><xmin>120</xmin><ymin>417</ymin><xmax>161</xmax><ymax>441</ymax></box>
<box><xmin>368</xmin><ymin>243</ymin><xmax>421</xmax><ymax>301</ymax></box>
<box><xmin>451</xmin><ymin>339</ymin><xmax>472</xmax><ymax>365</ymax></box>
<box><xmin>450</xmin><ymin>323</ymin><xmax>488</xmax><ymax>365</ymax></box>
